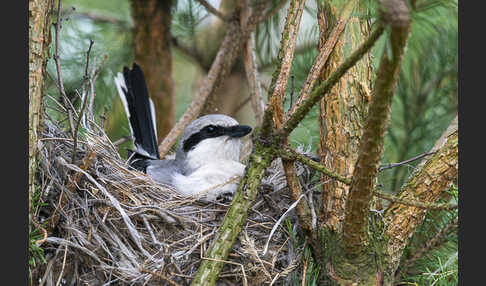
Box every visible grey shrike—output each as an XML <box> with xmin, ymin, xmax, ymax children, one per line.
<box><xmin>114</xmin><ymin>63</ymin><xmax>252</xmax><ymax>201</ymax></box>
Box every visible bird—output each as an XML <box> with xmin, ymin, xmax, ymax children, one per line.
<box><xmin>114</xmin><ymin>63</ymin><xmax>252</xmax><ymax>201</ymax></box>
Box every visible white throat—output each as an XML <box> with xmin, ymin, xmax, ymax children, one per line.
<box><xmin>171</xmin><ymin>136</ymin><xmax>246</xmax><ymax>201</ymax></box>
<box><xmin>184</xmin><ymin>136</ymin><xmax>242</xmax><ymax>172</ymax></box>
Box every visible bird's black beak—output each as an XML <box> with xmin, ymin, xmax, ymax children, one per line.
<box><xmin>227</xmin><ymin>125</ymin><xmax>252</xmax><ymax>138</ymax></box>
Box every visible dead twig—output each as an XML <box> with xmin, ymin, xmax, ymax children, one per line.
<box><xmin>379</xmin><ymin>151</ymin><xmax>435</xmax><ymax>171</ymax></box>
<box><xmin>53</xmin><ymin>0</ymin><xmax>75</xmax><ymax>137</ymax></box>
<box><xmin>72</xmin><ymin>40</ymin><xmax>94</xmax><ymax>163</ymax></box>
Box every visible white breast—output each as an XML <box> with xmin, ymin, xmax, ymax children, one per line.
<box><xmin>171</xmin><ymin>159</ymin><xmax>245</xmax><ymax>202</ymax></box>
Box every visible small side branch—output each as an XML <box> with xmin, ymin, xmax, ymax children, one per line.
<box><xmin>279</xmin><ymin>148</ymin><xmax>351</xmax><ymax>185</ymax></box>
<box><xmin>53</xmin><ymin>0</ymin><xmax>75</xmax><ymax>136</ymax></box>
<box><xmin>197</xmin><ymin>0</ymin><xmax>230</xmax><ymax>21</ymax></box>
<box><xmin>379</xmin><ymin>151</ymin><xmax>435</xmax><ymax>171</ymax></box>
<box><xmin>280</xmin><ymin>23</ymin><xmax>385</xmax><ymax>135</ymax></box>
<box><xmin>72</xmin><ymin>40</ymin><xmax>94</xmax><ymax>163</ymax></box>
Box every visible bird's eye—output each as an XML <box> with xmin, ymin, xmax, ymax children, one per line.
<box><xmin>207</xmin><ymin>126</ymin><xmax>215</xmax><ymax>133</ymax></box>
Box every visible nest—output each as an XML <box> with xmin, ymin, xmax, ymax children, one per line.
<box><xmin>33</xmin><ymin>113</ymin><xmax>321</xmax><ymax>286</ymax></box>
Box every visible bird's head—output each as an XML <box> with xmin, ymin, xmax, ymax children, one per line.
<box><xmin>176</xmin><ymin>114</ymin><xmax>252</xmax><ymax>172</ymax></box>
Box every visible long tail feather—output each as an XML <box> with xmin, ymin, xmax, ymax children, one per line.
<box><xmin>114</xmin><ymin>63</ymin><xmax>160</xmax><ymax>161</ymax></box>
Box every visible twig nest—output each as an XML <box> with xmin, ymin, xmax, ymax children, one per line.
<box><xmin>34</xmin><ymin>118</ymin><xmax>318</xmax><ymax>285</ymax></box>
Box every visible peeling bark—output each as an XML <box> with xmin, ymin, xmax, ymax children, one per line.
<box><xmin>316</xmin><ymin>0</ymin><xmax>372</xmax><ymax>232</ymax></box>
<box><xmin>384</xmin><ymin>115</ymin><xmax>458</xmax><ymax>278</ymax></box>
<box><xmin>29</xmin><ymin>0</ymin><xmax>54</xmax><ymax>212</ymax></box>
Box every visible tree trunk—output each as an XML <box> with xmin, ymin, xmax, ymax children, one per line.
<box><xmin>130</xmin><ymin>0</ymin><xmax>174</xmax><ymax>143</ymax></box>
<box><xmin>29</xmin><ymin>0</ymin><xmax>54</xmax><ymax>213</ymax></box>
<box><xmin>317</xmin><ymin>1</ymin><xmax>372</xmax><ymax>233</ymax></box>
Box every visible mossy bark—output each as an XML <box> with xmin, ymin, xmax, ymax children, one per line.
<box><xmin>131</xmin><ymin>0</ymin><xmax>174</xmax><ymax>142</ymax></box>
<box><xmin>29</xmin><ymin>0</ymin><xmax>54</xmax><ymax>213</ymax></box>
<box><xmin>190</xmin><ymin>129</ymin><xmax>278</xmax><ymax>286</ymax></box>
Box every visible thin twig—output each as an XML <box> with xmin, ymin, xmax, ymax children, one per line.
<box><xmin>55</xmin><ymin>244</ymin><xmax>68</xmax><ymax>286</ymax></box>
<box><xmin>197</xmin><ymin>0</ymin><xmax>230</xmax><ymax>21</ymax></box>
<box><xmin>113</xmin><ymin>136</ymin><xmax>131</xmax><ymax>146</ymax></box>
<box><xmin>53</xmin><ymin>0</ymin><xmax>75</xmax><ymax>137</ymax></box>
<box><xmin>72</xmin><ymin>40</ymin><xmax>94</xmax><ymax>163</ymax></box>
<box><xmin>379</xmin><ymin>151</ymin><xmax>435</xmax><ymax>171</ymax></box>
<box><xmin>281</xmin><ymin>23</ymin><xmax>385</xmax><ymax>135</ymax></box>
<box><xmin>288</xmin><ymin>0</ymin><xmax>358</xmax><ymax>116</ymax></box>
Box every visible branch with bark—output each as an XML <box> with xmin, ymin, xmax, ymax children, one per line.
<box><xmin>342</xmin><ymin>0</ymin><xmax>411</xmax><ymax>254</ymax></box>
<box><xmin>384</xmin><ymin>115</ymin><xmax>458</xmax><ymax>278</ymax></box>
<box><xmin>190</xmin><ymin>0</ymin><xmax>388</xmax><ymax>283</ymax></box>
<box><xmin>158</xmin><ymin>1</ymin><xmax>270</xmax><ymax>157</ymax></box>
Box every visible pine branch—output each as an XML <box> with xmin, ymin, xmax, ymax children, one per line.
<box><xmin>288</xmin><ymin>0</ymin><xmax>358</xmax><ymax>115</ymax></box>
<box><xmin>190</xmin><ymin>1</ymin><xmax>306</xmax><ymax>284</ymax></box>
<box><xmin>280</xmin><ymin>23</ymin><xmax>385</xmax><ymax>136</ymax></box>
<box><xmin>342</xmin><ymin>0</ymin><xmax>411</xmax><ymax>254</ymax></box>
<box><xmin>384</xmin><ymin>115</ymin><xmax>458</xmax><ymax>277</ymax></box>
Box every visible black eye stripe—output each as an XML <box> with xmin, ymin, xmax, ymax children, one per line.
<box><xmin>182</xmin><ymin>125</ymin><xmax>226</xmax><ymax>152</ymax></box>
<box><xmin>182</xmin><ymin>124</ymin><xmax>252</xmax><ymax>152</ymax></box>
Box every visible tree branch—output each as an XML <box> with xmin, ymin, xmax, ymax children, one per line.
<box><xmin>53</xmin><ymin>0</ymin><xmax>75</xmax><ymax>137</ymax></box>
<box><xmin>383</xmin><ymin>115</ymin><xmax>458</xmax><ymax>277</ymax></box>
<box><xmin>158</xmin><ymin>2</ymin><xmax>269</xmax><ymax>158</ymax></box>
<box><xmin>190</xmin><ymin>1</ymin><xmax>306</xmax><ymax>284</ymax></box>
<box><xmin>373</xmin><ymin>190</ymin><xmax>457</xmax><ymax>210</ymax></box>
<box><xmin>280</xmin><ymin>23</ymin><xmax>385</xmax><ymax>135</ymax></box>
<box><xmin>288</xmin><ymin>0</ymin><xmax>358</xmax><ymax>115</ymax></box>
<box><xmin>197</xmin><ymin>0</ymin><xmax>230</xmax><ymax>21</ymax></box>
<box><xmin>342</xmin><ymin>0</ymin><xmax>411</xmax><ymax>253</ymax></box>
<box><xmin>279</xmin><ymin>148</ymin><xmax>351</xmax><ymax>185</ymax></box>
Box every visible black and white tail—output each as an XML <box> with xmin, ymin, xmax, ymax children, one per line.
<box><xmin>114</xmin><ymin>63</ymin><xmax>160</xmax><ymax>167</ymax></box>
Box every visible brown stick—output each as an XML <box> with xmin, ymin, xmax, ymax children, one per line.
<box><xmin>197</xmin><ymin>0</ymin><xmax>230</xmax><ymax>21</ymax></box>
<box><xmin>243</xmin><ymin>32</ymin><xmax>264</xmax><ymax>125</ymax></box>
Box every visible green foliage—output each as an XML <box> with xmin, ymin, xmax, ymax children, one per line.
<box><xmin>29</xmin><ymin>186</ymin><xmax>48</xmax><ymax>284</ymax></box>
<box><xmin>398</xmin><ymin>185</ymin><xmax>458</xmax><ymax>285</ymax></box>
<box><xmin>380</xmin><ymin>0</ymin><xmax>458</xmax><ymax>191</ymax></box>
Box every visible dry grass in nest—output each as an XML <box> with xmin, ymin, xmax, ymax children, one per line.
<box><xmin>33</xmin><ymin>112</ymin><xmax>321</xmax><ymax>286</ymax></box>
